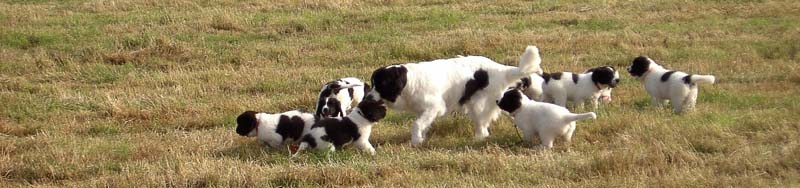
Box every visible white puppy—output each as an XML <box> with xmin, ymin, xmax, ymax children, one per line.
<box><xmin>627</xmin><ymin>56</ymin><xmax>716</xmax><ymax>113</ymax></box>
<box><xmin>536</xmin><ymin>66</ymin><xmax>620</xmax><ymax>109</ymax></box>
<box><xmin>294</xmin><ymin>98</ymin><xmax>387</xmax><ymax>156</ymax></box>
<box><xmin>496</xmin><ymin>88</ymin><xmax>596</xmax><ymax>149</ymax></box>
<box><xmin>368</xmin><ymin>46</ymin><xmax>542</xmax><ymax>145</ymax></box>
<box><xmin>235</xmin><ymin>110</ymin><xmax>316</xmax><ymax>148</ymax></box>
<box><xmin>315</xmin><ymin>77</ymin><xmax>368</xmax><ymax>118</ymax></box>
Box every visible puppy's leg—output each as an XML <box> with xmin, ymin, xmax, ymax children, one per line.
<box><xmin>411</xmin><ymin>108</ymin><xmax>444</xmax><ymax>146</ymax></box>
<box><xmin>292</xmin><ymin>142</ymin><xmax>309</xmax><ymax>158</ymax></box>
<box><xmin>563</xmin><ymin>122</ymin><xmax>577</xmax><ymax>143</ymax></box>
<box><xmin>354</xmin><ymin>141</ymin><xmax>376</xmax><ymax>155</ymax></box>
<box><xmin>538</xmin><ymin>132</ymin><xmax>555</xmax><ymax>149</ymax></box>
<box><xmin>651</xmin><ymin>97</ymin><xmax>664</xmax><ymax>108</ymax></box>
<box><xmin>686</xmin><ymin>88</ymin><xmax>699</xmax><ymax>111</ymax></box>
<box><xmin>554</xmin><ymin>95</ymin><xmax>568</xmax><ymax>107</ymax></box>
<box><xmin>671</xmin><ymin>95</ymin><xmax>686</xmax><ymax>114</ymax></box>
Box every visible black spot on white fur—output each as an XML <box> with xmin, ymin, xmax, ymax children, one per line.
<box><xmin>518</xmin><ymin>76</ymin><xmax>532</xmax><ymax>90</ymax></box>
<box><xmin>302</xmin><ymin>134</ymin><xmax>317</xmax><ymax>148</ymax></box>
<box><xmin>275</xmin><ymin>115</ymin><xmax>306</xmax><ymax>141</ymax></box>
<box><xmin>660</xmin><ymin>71</ymin><xmax>676</xmax><ymax>82</ymax></box>
<box><xmin>362</xmin><ymin>83</ymin><xmax>371</xmax><ymax>100</ymax></box>
<box><xmin>541</xmin><ymin>72</ymin><xmax>563</xmax><ymax>84</ymax></box>
<box><xmin>235</xmin><ymin>111</ymin><xmax>258</xmax><ymax>136</ymax></box>
<box><xmin>591</xmin><ymin>66</ymin><xmax>618</xmax><ymax>88</ymax></box>
<box><xmin>371</xmin><ymin>66</ymin><xmax>407</xmax><ymax>102</ymax></box>
<box><xmin>459</xmin><ymin>69</ymin><xmax>489</xmax><ymax>105</ymax></box>
<box><xmin>682</xmin><ymin>74</ymin><xmax>695</xmax><ymax>86</ymax></box>
<box><xmin>571</xmin><ymin>73</ymin><xmax>579</xmax><ymax>84</ymax></box>
<box><xmin>497</xmin><ymin>89</ymin><xmax>523</xmax><ymax>113</ymax></box>
<box><xmin>628</xmin><ymin>56</ymin><xmax>651</xmax><ymax>77</ymax></box>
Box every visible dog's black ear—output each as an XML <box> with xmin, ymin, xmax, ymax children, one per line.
<box><xmin>371</xmin><ymin>66</ymin><xmax>408</xmax><ymax>102</ymax></box>
<box><xmin>236</xmin><ymin>111</ymin><xmax>259</xmax><ymax>136</ymax></box>
<box><xmin>628</xmin><ymin>56</ymin><xmax>651</xmax><ymax>77</ymax></box>
<box><xmin>357</xmin><ymin>98</ymin><xmax>386</xmax><ymax>122</ymax></box>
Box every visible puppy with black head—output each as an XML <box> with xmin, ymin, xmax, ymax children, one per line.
<box><xmin>293</xmin><ymin>98</ymin><xmax>387</xmax><ymax>156</ymax></box>
<box><xmin>316</xmin><ymin>77</ymin><xmax>369</xmax><ymax>118</ymax></box>
<box><xmin>497</xmin><ymin>88</ymin><xmax>596</xmax><ymax>149</ymax></box>
<box><xmin>536</xmin><ymin>66</ymin><xmax>620</xmax><ymax>109</ymax></box>
<box><xmin>235</xmin><ymin>110</ymin><xmax>316</xmax><ymax>149</ymax></box>
<box><xmin>627</xmin><ymin>56</ymin><xmax>715</xmax><ymax>113</ymax></box>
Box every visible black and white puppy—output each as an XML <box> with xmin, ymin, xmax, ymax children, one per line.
<box><xmin>368</xmin><ymin>46</ymin><xmax>542</xmax><ymax>145</ymax></box>
<box><xmin>235</xmin><ymin>110</ymin><xmax>316</xmax><ymax>148</ymax></box>
<box><xmin>496</xmin><ymin>88</ymin><xmax>596</xmax><ymax>149</ymax></box>
<box><xmin>627</xmin><ymin>56</ymin><xmax>716</xmax><ymax>113</ymax></box>
<box><xmin>537</xmin><ymin>66</ymin><xmax>620</xmax><ymax>109</ymax></box>
<box><xmin>584</xmin><ymin>66</ymin><xmax>615</xmax><ymax>104</ymax></box>
<box><xmin>294</xmin><ymin>98</ymin><xmax>387</xmax><ymax>156</ymax></box>
<box><xmin>315</xmin><ymin>77</ymin><xmax>369</xmax><ymax>118</ymax></box>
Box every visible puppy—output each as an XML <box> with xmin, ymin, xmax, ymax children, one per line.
<box><xmin>315</xmin><ymin>77</ymin><xmax>369</xmax><ymax>118</ymax></box>
<box><xmin>235</xmin><ymin>110</ymin><xmax>316</xmax><ymax>148</ymax></box>
<box><xmin>294</xmin><ymin>98</ymin><xmax>387</xmax><ymax>156</ymax></box>
<box><xmin>627</xmin><ymin>56</ymin><xmax>715</xmax><ymax>113</ymax></box>
<box><xmin>537</xmin><ymin>66</ymin><xmax>620</xmax><ymax>109</ymax></box>
<box><xmin>496</xmin><ymin>88</ymin><xmax>596</xmax><ymax>149</ymax></box>
<box><xmin>368</xmin><ymin>46</ymin><xmax>542</xmax><ymax>145</ymax></box>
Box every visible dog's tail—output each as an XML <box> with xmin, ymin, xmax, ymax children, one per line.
<box><xmin>685</xmin><ymin>74</ymin><xmax>715</xmax><ymax>85</ymax></box>
<box><xmin>517</xmin><ymin>46</ymin><xmax>543</xmax><ymax>75</ymax></box>
<box><xmin>564</xmin><ymin>112</ymin><xmax>597</xmax><ymax>123</ymax></box>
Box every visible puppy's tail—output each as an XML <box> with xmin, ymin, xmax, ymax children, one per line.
<box><xmin>564</xmin><ymin>112</ymin><xmax>597</xmax><ymax>123</ymax></box>
<box><xmin>686</xmin><ymin>74</ymin><xmax>715</xmax><ymax>85</ymax></box>
<box><xmin>517</xmin><ymin>46</ymin><xmax>543</xmax><ymax>76</ymax></box>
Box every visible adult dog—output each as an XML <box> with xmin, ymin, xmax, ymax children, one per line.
<box><xmin>627</xmin><ymin>56</ymin><xmax>715</xmax><ymax>113</ymax></box>
<box><xmin>368</xmin><ymin>46</ymin><xmax>542</xmax><ymax>145</ymax></box>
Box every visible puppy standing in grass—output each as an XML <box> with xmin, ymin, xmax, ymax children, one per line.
<box><xmin>315</xmin><ymin>77</ymin><xmax>368</xmax><ymax>118</ymax></box>
<box><xmin>497</xmin><ymin>88</ymin><xmax>596</xmax><ymax>149</ymax></box>
<box><xmin>537</xmin><ymin>66</ymin><xmax>620</xmax><ymax>109</ymax></box>
<box><xmin>369</xmin><ymin>46</ymin><xmax>542</xmax><ymax>145</ymax></box>
<box><xmin>627</xmin><ymin>56</ymin><xmax>716</xmax><ymax>113</ymax></box>
<box><xmin>235</xmin><ymin>110</ymin><xmax>316</xmax><ymax>149</ymax></box>
<box><xmin>293</xmin><ymin>98</ymin><xmax>387</xmax><ymax>156</ymax></box>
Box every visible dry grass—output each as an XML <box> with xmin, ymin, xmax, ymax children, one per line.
<box><xmin>1</xmin><ymin>0</ymin><xmax>800</xmax><ymax>187</ymax></box>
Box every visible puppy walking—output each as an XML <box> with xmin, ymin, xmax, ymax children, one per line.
<box><xmin>497</xmin><ymin>89</ymin><xmax>596</xmax><ymax>149</ymax></box>
<box><xmin>293</xmin><ymin>98</ymin><xmax>387</xmax><ymax>156</ymax></box>
<box><xmin>235</xmin><ymin>110</ymin><xmax>316</xmax><ymax>148</ymax></box>
<box><xmin>369</xmin><ymin>46</ymin><xmax>543</xmax><ymax>145</ymax></box>
<box><xmin>537</xmin><ymin>66</ymin><xmax>620</xmax><ymax>109</ymax></box>
<box><xmin>627</xmin><ymin>56</ymin><xmax>715</xmax><ymax>113</ymax></box>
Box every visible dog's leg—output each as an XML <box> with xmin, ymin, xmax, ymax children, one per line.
<box><xmin>671</xmin><ymin>95</ymin><xmax>685</xmax><ymax>114</ymax></box>
<box><xmin>563</xmin><ymin>122</ymin><xmax>577</xmax><ymax>143</ymax></box>
<box><xmin>411</xmin><ymin>108</ymin><xmax>443</xmax><ymax>146</ymax></box>
<box><xmin>686</xmin><ymin>88</ymin><xmax>699</xmax><ymax>111</ymax></box>
<box><xmin>469</xmin><ymin>104</ymin><xmax>497</xmax><ymax>142</ymax></box>
<box><xmin>538</xmin><ymin>132</ymin><xmax>555</xmax><ymax>149</ymax></box>
<box><xmin>354</xmin><ymin>141</ymin><xmax>376</xmax><ymax>155</ymax></box>
<box><xmin>651</xmin><ymin>97</ymin><xmax>664</xmax><ymax>108</ymax></box>
<box><xmin>554</xmin><ymin>95</ymin><xmax>568</xmax><ymax>107</ymax></box>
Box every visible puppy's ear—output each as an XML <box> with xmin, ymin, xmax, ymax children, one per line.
<box><xmin>236</xmin><ymin>111</ymin><xmax>259</xmax><ymax>136</ymax></box>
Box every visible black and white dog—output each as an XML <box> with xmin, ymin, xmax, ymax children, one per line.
<box><xmin>294</xmin><ymin>98</ymin><xmax>387</xmax><ymax>156</ymax></box>
<box><xmin>369</xmin><ymin>46</ymin><xmax>542</xmax><ymax>145</ymax></box>
<box><xmin>235</xmin><ymin>110</ymin><xmax>316</xmax><ymax>148</ymax></box>
<box><xmin>537</xmin><ymin>66</ymin><xmax>620</xmax><ymax>109</ymax></box>
<box><xmin>496</xmin><ymin>88</ymin><xmax>596</xmax><ymax>149</ymax></box>
<box><xmin>315</xmin><ymin>77</ymin><xmax>369</xmax><ymax>118</ymax></box>
<box><xmin>627</xmin><ymin>56</ymin><xmax>716</xmax><ymax>113</ymax></box>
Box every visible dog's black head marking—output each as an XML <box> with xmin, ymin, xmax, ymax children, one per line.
<box><xmin>497</xmin><ymin>89</ymin><xmax>524</xmax><ymax>113</ymax></box>
<box><xmin>571</xmin><ymin>73</ymin><xmax>579</xmax><ymax>84</ymax></box>
<box><xmin>628</xmin><ymin>56</ymin><xmax>652</xmax><ymax>77</ymax></box>
<box><xmin>591</xmin><ymin>66</ymin><xmax>619</xmax><ymax>88</ymax></box>
<box><xmin>355</xmin><ymin>98</ymin><xmax>387</xmax><ymax>122</ymax></box>
<box><xmin>235</xmin><ymin>111</ymin><xmax>259</xmax><ymax>136</ymax></box>
<box><xmin>371</xmin><ymin>66</ymin><xmax>408</xmax><ymax>102</ymax></box>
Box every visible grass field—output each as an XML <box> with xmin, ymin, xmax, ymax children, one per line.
<box><xmin>1</xmin><ymin>0</ymin><xmax>799</xmax><ymax>187</ymax></box>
